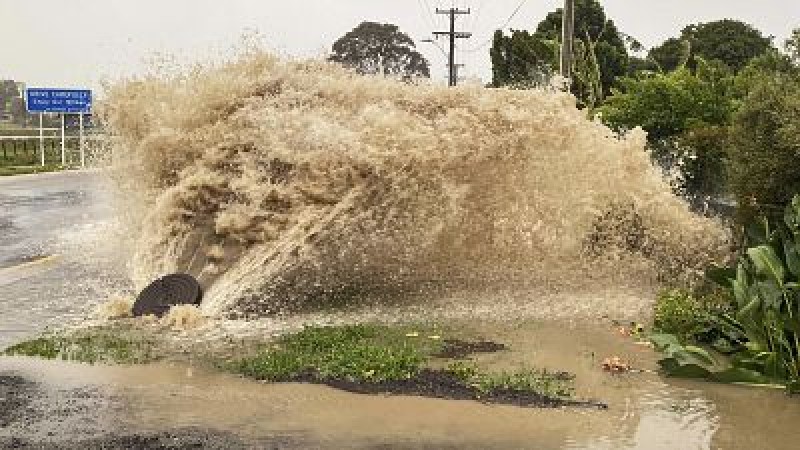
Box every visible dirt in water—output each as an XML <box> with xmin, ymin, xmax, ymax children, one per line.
<box><xmin>100</xmin><ymin>50</ymin><xmax>729</xmax><ymax>319</ymax></box>
<box><xmin>3</xmin><ymin>322</ymin><xmax>800</xmax><ymax>450</ymax></box>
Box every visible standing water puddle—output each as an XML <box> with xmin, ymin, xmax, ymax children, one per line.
<box><xmin>3</xmin><ymin>321</ymin><xmax>800</xmax><ymax>449</ymax></box>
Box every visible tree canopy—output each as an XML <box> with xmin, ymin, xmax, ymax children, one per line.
<box><xmin>489</xmin><ymin>0</ymin><xmax>629</xmax><ymax>107</ymax></box>
<box><xmin>598</xmin><ymin>62</ymin><xmax>734</xmax><ymax>142</ymax></box>
<box><xmin>648</xmin><ymin>19</ymin><xmax>773</xmax><ymax>73</ymax></box>
<box><xmin>329</xmin><ymin>22</ymin><xmax>430</xmax><ymax>78</ymax></box>
<box><xmin>648</xmin><ymin>38</ymin><xmax>691</xmax><ymax>73</ymax></box>
<box><xmin>489</xmin><ymin>30</ymin><xmax>556</xmax><ymax>88</ymax></box>
<box><xmin>729</xmin><ymin>74</ymin><xmax>800</xmax><ymax>217</ymax></box>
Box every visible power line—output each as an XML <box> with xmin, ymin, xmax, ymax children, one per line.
<box><xmin>463</xmin><ymin>0</ymin><xmax>529</xmax><ymax>53</ymax></box>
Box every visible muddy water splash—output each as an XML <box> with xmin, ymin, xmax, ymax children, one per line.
<box><xmin>101</xmin><ymin>51</ymin><xmax>728</xmax><ymax>317</ymax></box>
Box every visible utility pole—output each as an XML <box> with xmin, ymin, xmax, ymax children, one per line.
<box><xmin>559</xmin><ymin>0</ymin><xmax>575</xmax><ymax>80</ymax></box>
<box><xmin>433</xmin><ymin>8</ymin><xmax>471</xmax><ymax>86</ymax></box>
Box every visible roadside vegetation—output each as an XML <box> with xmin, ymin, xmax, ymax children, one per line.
<box><xmin>488</xmin><ymin>0</ymin><xmax>799</xmax><ymax>210</ymax></box>
<box><xmin>483</xmin><ymin>0</ymin><xmax>800</xmax><ymax>394</ymax></box>
<box><xmin>650</xmin><ymin>196</ymin><xmax>800</xmax><ymax>392</ymax></box>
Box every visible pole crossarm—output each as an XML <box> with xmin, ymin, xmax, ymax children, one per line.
<box><xmin>432</xmin><ymin>8</ymin><xmax>472</xmax><ymax>86</ymax></box>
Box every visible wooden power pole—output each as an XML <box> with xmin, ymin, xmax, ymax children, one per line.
<box><xmin>434</xmin><ymin>8</ymin><xmax>472</xmax><ymax>86</ymax></box>
<box><xmin>559</xmin><ymin>0</ymin><xmax>575</xmax><ymax>79</ymax></box>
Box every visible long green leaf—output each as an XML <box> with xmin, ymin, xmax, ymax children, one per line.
<box><xmin>738</xmin><ymin>291</ymin><xmax>761</xmax><ymax>318</ymax></box>
<box><xmin>747</xmin><ymin>246</ymin><xmax>785</xmax><ymax>285</ymax></box>
<box><xmin>658</xmin><ymin>358</ymin><xmax>712</xmax><ymax>379</ymax></box>
<box><xmin>683</xmin><ymin>345</ymin><xmax>716</xmax><ymax>365</ymax></box>
<box><xmin>649</xmin><ymin>333</ymin><xmax>683</xmax><ymax>352</ymax></box>
<box><xmin>733</xmin><ymin>262</ymin><xmax>749</xmax><ymax>308</ymax></box>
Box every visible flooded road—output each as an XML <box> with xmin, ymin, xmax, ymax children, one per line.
<box><xmin>2</xmin><ymin>171</ymin><xmax>800</xmax><ymax>449</ymax></box>
<box><xmin>3</xmin><ymin>322</ymin><xmax>800</xmax><ymax>449</ymax></box>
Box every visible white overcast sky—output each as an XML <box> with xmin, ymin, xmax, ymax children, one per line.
<box><xmin>1</xmin><ymin>0</ymin><xmax>798</xmax><ymax>91</ymax></box>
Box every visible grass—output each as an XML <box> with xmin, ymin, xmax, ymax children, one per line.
<box><xmin>228</xmin><ymin>324</ymin><xmax>575</xmax><ymax>401</ymax></box>
<box><xmin>446</xmin><ymin>361</ymin><xmax>574</xmax><ymax>398</ymax></box>
<box><xmin>232</xmin><ymin>324</ymin><xmax>430</xmax><ymax>382</ymax></box>
<box><xmin>3</xmin><ymin>330</ymin><xmax>158</xmax><ymax>364</ymax></box>
<box><xmin>0</xmin><ymin>164</ymin><xmax>64</xmax><ymax>176</ymax></box>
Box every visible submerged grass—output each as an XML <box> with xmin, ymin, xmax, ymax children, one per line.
<box><xmin>229</xmin><ymin>324</ymin><xmax>576</xmax><ymax>403</ymax></box>
<box><xmin>3</xmin><ymin>322</ymin><xmax>584</xmax><ymax>407</ymax></box>
<box><xmin>446</xmin><ymin>361</ymin><xmax>574</xmax><ymax>398</ymax></box>
<box><xmin>3</xmin><ymin>330</ymin><xmax>158</xmax><ymax>364</ymax></box>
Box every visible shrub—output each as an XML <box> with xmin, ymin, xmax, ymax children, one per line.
<box><xmin>653</xmin><ymin>289</ymin><xmax>712</xmax><ymax>343</ymax></box>
<box><xmin>728</xmin><ymin>75</ymin><xmax>800</xmax><ymax>224</ymax></box>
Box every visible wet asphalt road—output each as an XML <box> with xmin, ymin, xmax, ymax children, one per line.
<box><xmin>0</xmin><ymin>170</ymin><xmax>124</xmax><ymax>348</ymax></box>
<box><xmin>0</xmin><ymin>172</ymin><xmax>299</xmax><ymax>449</ymax></box>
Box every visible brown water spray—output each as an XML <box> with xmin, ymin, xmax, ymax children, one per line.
<box><xmin>100</xmin><ymin>51</ymin><xmax>729</xmax><ymax>318</ymax></box>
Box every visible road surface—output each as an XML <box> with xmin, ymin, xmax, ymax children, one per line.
<box><xmin>0</xmin><ymin>170</ymin><xmax>126</xmax><ymax>348</ymax></box>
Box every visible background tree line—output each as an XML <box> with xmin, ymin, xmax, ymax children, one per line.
<box><xmin>488</xmin><ymin>0</ymin><xmax>800</xmax><ymax>223</ymax></box>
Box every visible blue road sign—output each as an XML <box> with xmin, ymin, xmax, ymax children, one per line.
<box><xmin>25</xmin><ymin>88</ymin><xmax>92</xmax><ymax>113</ymax></box>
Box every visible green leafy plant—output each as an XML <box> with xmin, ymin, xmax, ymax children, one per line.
<box><xmin>653</xmin><ymin>195</ymin><xmax>800</xmax><ymax>391</ymax></box>
<box><xmin>653</xmin><ymin>289</ymin><xmax>713</xmax><ymax>343</ymax></box>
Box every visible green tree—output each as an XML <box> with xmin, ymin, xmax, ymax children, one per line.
<box><xmin>648</xmin><ymin>20</ymin><xmax>773</xmax><ymax>74</ymax></box>
<box><xmin>488</xmin><ymin>0</ymin><xmax>630</xmax><ymax>107</ymax></box>
<box><xmin>489</xmin><ymin>30</ymin><xmax>556</xmax><ymax>88</ymax></box>
<box><xmin>599</xmin><ymin>63</ymin><xmax>734</xmax><ymax>142</ymax></box>
<box><xmin>684</xmin><ymin>20</ymin><xmax>773</xmax><ymax>72</ymax></box>
<box><xmin>728</xmin><ymin>75</ymin><xmax>800</xmax><ymax>220</ymax></box>
<box><xmin>534</xmin><ymin>0</ymin><xmax>629</xmax><ymax>99</ymax></box>
<box><xmin>648</xmin><ymin>38</ymin><xmax>691</xmax><ymax>72</ymax></box>
<box><xmin>329</xmin><ymin>22</ymin><xmax>430</xmax><ymax>78</ymax></box>
<box><xmin>734</xmin><ymin>50</ymin><xmax>800</xmax><ymax>97</ymax></box>
<box><xmin>598</xmin><ymin>62</ymin><xmax>735</xmax><ymax>197</ymax></box>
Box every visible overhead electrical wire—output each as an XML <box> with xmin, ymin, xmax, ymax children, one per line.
<box><xmin>463</xmin><ymin>0</ymin><xmax>530</xmax><ymax>53</ymax></box>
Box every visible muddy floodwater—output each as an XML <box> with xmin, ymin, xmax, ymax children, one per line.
<box><xmin>3</xmin><ymin>321</ymin><xmax>800</xmax><ymax>449</ymax></box>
